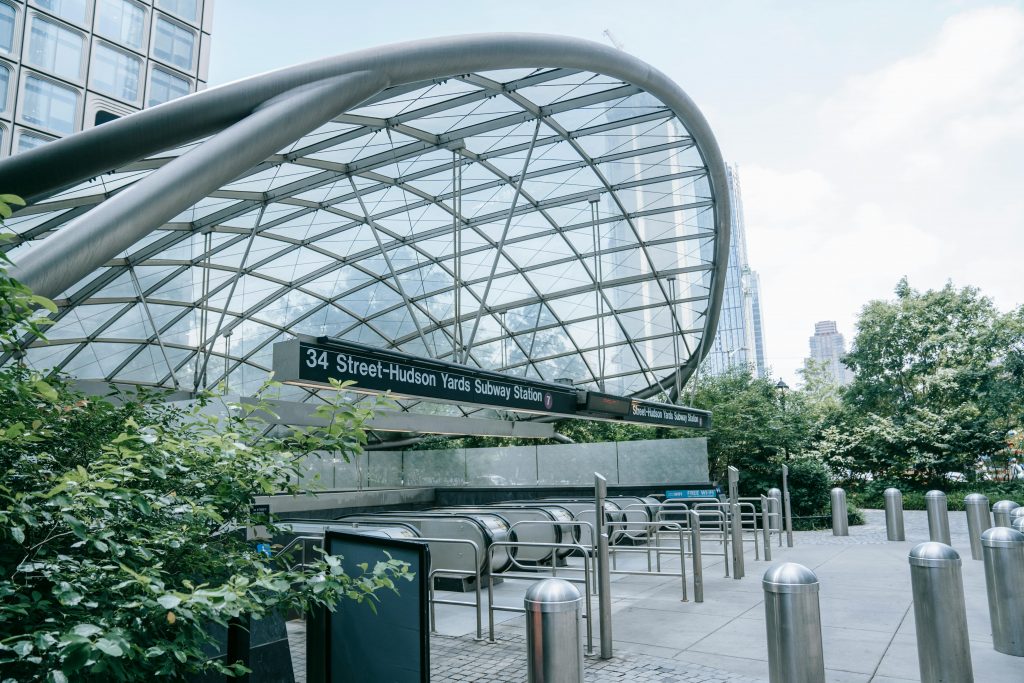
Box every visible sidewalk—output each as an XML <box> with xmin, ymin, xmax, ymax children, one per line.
<box><xmin>428</xmin><ymin>508</ymin><xmax>1022</xmax><ymax>682</ymax></box>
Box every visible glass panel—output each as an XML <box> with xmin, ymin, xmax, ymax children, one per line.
<box><xmin>95</xmin><ymin>0</ymin><xmax>145</xmax><ymax>50</ymax></box>
<box><xmin>35</xmin><ymin>0</ymin><xmax>88</xmax><ymax>25</ymax></box>
<box><xmin>22</xmin><ymin>75</ymin><xmax>78</xmax><ymax>133</ymax></box>
<box><xmin>17</xmin><ymin>129</ymin><xmax>54</xmax><ymax>151</ymax></box>
<box><xmin>0</xmin><ymin>4</ymin><xmax>14</xmax><ymax>54</ymax></box>
<box><xmin>155</xmin><ymin>0</ymin><xmax>196</xmax><ymax>22</ymax></box>
<box><xmin>27</xmin><ymin>16</ymin><xmax>83</xmax><ymax>80</ymax></box>
<box><xmin>0</xmin><ymin>64</ymin><xmax>8</xmax><ymax>112</ymax></box>
<box><xmin>147</xmin><ymin>66</ymin><xmax>188</xmax><ymax>106</ymax></box>
<box><xmin>90</xmin><ymin>43</ymin><xmax>140</xmax><ymax>102</ymax></box>
<box><xmin>152</xmin><ymin>16</ymin><xmax>193</xmax><ymax>70</ymax></box>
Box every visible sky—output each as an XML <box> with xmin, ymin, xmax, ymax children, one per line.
<box><xmin>209</xmin><ymin>0</ymin><xmax>1024</xmax><ymax>386</ymax></box>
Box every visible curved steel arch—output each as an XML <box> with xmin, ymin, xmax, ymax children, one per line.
<box><xmin>1</xmin><ymin>33</ymin><xmax>730</xmax><ymax>402</ymax></box>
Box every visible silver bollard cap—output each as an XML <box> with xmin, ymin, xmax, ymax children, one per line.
<box><xmin>1010</xmin><ymin>507</ymin><xmax>1024</xmax><ymax>520</ymax></box>
<box><xmin>992</xmin><ymin>500</ymin><xmax>1020</xmax><ymax>512</ymax></box>
<box><xmin>980</xmin><ymin>526</ymin><xmax>1024</xmax><ymax>548</ymax></box>
<box><xmin>524</xmin><ymin>578</ymin><xmax>582</xmax><ymax>613</ymax></box>
<box><xmin>1013</xmin><ymin>518</ymin><xmax>1024</xmax><ymax>533</ymax></box>
<box><xmin>884</xmin><ymin>487</ymin><xmax>901</xmax><ymax>497</ymax></box>
<box><xmin>963</xmin><ymin>493</ymin><xmax>989</xmax><ymax>504</ymax></box>
<box><xmin>762</xmin><ymin>562</ymin><xmax>819</xmax><ymax>594</ymax></box>
<box><xmin>909</xmin><ymin>542</ymin><xmax>961</xmax><ymax>567</ymax></box>
<box><xmin>767</xmin><ymin>487</ymin><xmax>781</xmax><ymax>497</ymax></box>
<box><xmin>925</xmin><ymin>490</ymin><xmax>946</xmax><ymax>499</ymax></box>
<box><xmin>831</xmin><ymin>487</ymin><xmax>845</xmax><ymax>495</ymax></box>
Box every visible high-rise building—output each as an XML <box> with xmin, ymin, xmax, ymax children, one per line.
<box><xmin>0</xmin><ymin>0</ymin><xmax>212</xmax><ymax>157</ymax></box>
<box><xmin>702</xmin><ymin>164</ymin><xmax>767</xmax><ymax>378</ymax></box>
<box><xmin>807</xmin><ymin>320</ymin><xmax>851</xmax><ymax>385</ymax></box>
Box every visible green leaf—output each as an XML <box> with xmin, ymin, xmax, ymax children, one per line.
<box><xmin>157</xmin><ymin>595</ymin><xmax>181</xmax><ymax>610</ymax></box>
<box><xmin>29</xmin><ymin>294</ymin><xmax>58</xmax><ymax>314</ymax></box>
<box><xmin>10</xmin><ymin>526</ymin><xmax>24</xmax><ymax>544</ymax></box>
<box><xmin>0</xmin><ymin>193</ymin><xmax>26</xmax><ymax>206</ymax></box>
<box><xmin>47</xmin><ymin>671</ymin><xmax>69</xmax><ymax>683</ymax></box>
<box><xmin>12</xmin><ymin>640</ymin><xmax>32</xmax><ymax>657</ymax></box>
<box><xmin>34</xmin><ymin>380</ymin><xmax>58</xmax><ymax>402</ymax></box>
<box><xmin>71</xmin><ymin>624</ymin><xmax>102</xmax><ymax>638</ymax></box>
<box><xmin>94</xmin><ymin>638</ymin><xmax>124</xmax><ymax>657</ymax></box>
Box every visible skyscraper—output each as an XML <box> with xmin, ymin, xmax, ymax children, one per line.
<box><xmin>702</xmin><ymin>164</ymin><xmax>767</xmax><ymax>378</ymax></box>
<box><xmin>807</xmin><ymin>320</ymin><xmax>851</xmax><ymax>385</ymax></box>
<box><xmin>0</xmin><ymin>0</ymin><xmax>212</xmax><ymax>157</ymax></box>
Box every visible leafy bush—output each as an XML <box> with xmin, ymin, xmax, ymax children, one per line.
<box><xmin>0</xmin><ymin>206</ymin><xmax>411</xmax><ymax>682</ymax></box>
<box><xmin>852</xmin><ymin>480</ymin><xmax>1024</xmax><ymax>510</ymax></box>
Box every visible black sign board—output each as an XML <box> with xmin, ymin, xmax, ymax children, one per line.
<box><xmin>323</xmin><ymin>530</ymin><xmax>429</xmax><ymax>683</ymax></box>
<box><xmin>272</xmin><ymin>336</ymin><xmax>710</xmax><ymax>430</ymax></box>
<box><xmin>274</xmin><ymin>337</ymin><xmax>578</xmax><ymax>416</ymax></box>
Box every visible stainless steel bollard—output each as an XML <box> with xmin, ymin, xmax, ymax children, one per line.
<box><xmin>1013</xmin><ymin>517</ymin><xmax>1024</xmax><ymax>534</ymax></box>
<box><xmin>763</xmin><ymin>563</ymin><xmax>825</xmax><ymax>683</ymax></box>
<box><xmin>980</xmin><ymin>527</ymin><xmax>1024</xmax><ymax>656</ymax></box>
<box><xmin>908</xmin><ymin>543</ymin><xmax>974</xmax><ymax>683</ymax></box>
<box><xmin>1010</xmin><ymin>507</ymin><xmax>1024</xmax><ymax>527</ymax></box>
<box><xmin>525</xmin><ymin>579</ymin><xmax>584</xmax><ymax>683</ymax></box>
<box><xmin>992</xmin><ymin>500</ymin><xmax>1020</xmax><ymax>527</ymax></box>
<box><xmin>689</xmin><ymin>510</ymin><xmax>704</xmax><ymax>603</ymax></box>
<box><xmin>964</xmin><ymin>493</ymin><xmax>991</xmax><ymax>561</ymax></box>
<box><xmin>830</xmin><ymin>488</ymin><xmax>848</xmax><ymax>536</ymax></box>
<box><xmin>925</xmin><ymin>490</ymin><xmax>951</xmax><ymax>545</ymax></box>
<box><xmin>884</xmin><ymin>488</ymin><xmax>906</xmax><ymax>541</ymax></box>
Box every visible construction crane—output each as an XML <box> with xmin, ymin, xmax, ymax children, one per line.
<box><xmin>602</xmin><ymin>29</ymin><xmax>626</xmax><ymax>51</ymax></box>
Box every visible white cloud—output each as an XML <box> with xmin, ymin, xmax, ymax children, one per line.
<box><xmin>738</xmin><ymin>5</ymin><xmax>1024</xmax><ymax>385</ymax></box>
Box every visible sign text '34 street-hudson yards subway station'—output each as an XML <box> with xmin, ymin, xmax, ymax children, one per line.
<box><xmin>272</xmin><ymin>338</ymin><xmax>710</xmax><ymax>429</ymax></box>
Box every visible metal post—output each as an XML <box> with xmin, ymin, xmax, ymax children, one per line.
<box><xmin>768</xmin><ymin>487</ymin><xmax>783</xmax><ymax>547</ymax></box>
<box><xmin>980</xmin><ymin>527</ymin><xmax>1024</xmax><ymax>656</ymax></box>
<box><xmin>760</xmin><ymin>495</ymin><xmax>772</xmax><ymax>561</ymax></box>
<box><xmin>964</xmin><ymin>493</ymin><xmax>991</xmax><ymax>561</ymax></box>
<box><xmin>524</xmin><ymin>579</ymin><xmax>584</xmax><ymax>683</ymax></box>
<box><xmin>830</xmin><ymin>488</ymin><xmax>848</xmax><ymax>536</ymax></box>
<box><xmin>1011</xmin><ymin>507</ymin><xmax>1024</xmax><ymax>529</ymax></box>
<box><xmin>594</xmin><ymin>473</ymin><xmax>612</xmax><ymax>659</ymax></box>
<box><xmin>992</xmin><ymin>500</ymin><xmax>1020</xmax><ymax>528</ymax></box>
<box><xmin>925</xmin><ymin>490</ymin><xmax>951</xmax><ymax>545</ymax></box>
<box><xmin>762</xmin><ymin>563</ymin><xmax>825</xmax><ymax>683</ymax></box>
<box><xmin>781</xmin><ymin>465</ymin><xmax>793</xmax><ymax>547</ymax></box>
<box><xmin>908</xmin><ymin>543</ymin><xmax>974</xmax><ymax>683</ymax></box>
<box><xmin>884</xmin><ymin>488</ymin><xmax>905</xmax><ymax>541</ymax></box>
<box><xmin>1014</xmin><ymin>518</ymin><xmax>1024</xmax><ymax>534</ymax></box>
<box><xmin>689</xmin><ymin>510</ymin><xmax>704</xmax><ymax>603</ymax></box>
<box><xmin>730</xmin><ymin>502</ymin><xmax>744</xmax><ymax>579</ymax></box>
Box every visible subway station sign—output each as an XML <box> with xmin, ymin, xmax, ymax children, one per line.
<box><xmin>272</xmin><ymin>337</ymin><xmax>710</xmax><ymax>429</ymax></box>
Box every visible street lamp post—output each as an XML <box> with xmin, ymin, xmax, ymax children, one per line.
<box><xmin>775</xmin><ymin>379</ymin><xmax>790</xmax><ymax>460</ymax></box>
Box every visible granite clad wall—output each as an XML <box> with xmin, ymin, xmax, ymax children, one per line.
<box><xmin>293</xmin><ymin>438</ymin><xmax>708</xmax><ymax>490</ymax></box>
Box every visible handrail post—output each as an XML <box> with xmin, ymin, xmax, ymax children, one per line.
<box><xmin>690</xmin><ymin>510</ymin><xmax>704</xmax><ymax>603</ymax></box>
<box><xmin>594</xmin><ymin>472</ymin><xmax>613</xmax><ymax>659</ymax></box>
<box><xmin>782</xmin><ymin>464</ymin><xmax>794</xmax><ymax>547</ymax></box>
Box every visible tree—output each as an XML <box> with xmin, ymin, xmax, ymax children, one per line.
<box><xmin>824</xmin><ymin>278</ymin><xmax>1024</xmax><ymax>484</ymax></box>
<box><xmin>0</xmin><ymin>201</ymin><xmax>411</xmax><ymax>681</ymax></box>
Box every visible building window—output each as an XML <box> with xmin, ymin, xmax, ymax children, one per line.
<box><xmin>0</xmin><ymin>63</ymin><xmax>9</xmax><ymax>113</ymax></box>
<box><xmin>152</xmin><ymin>16</ymin><xmax>193</xmax><ymax>70</ymax></box>
<box><xmin>27</xmin><ymin>15</ymin><xmax>84</xmax><ymax>81</ymax></box>
<box><xmin>91</xmin><ymin>43</ymin><xmax>140</xmax><ymax>102</ymax></box>
<box><xmin>147</xmin><ymin>66</ymin><xmax>188</xmax><ymax>107</ymax></box>
<box><xmin>17</xmin><ymin>129</ymin><xmax>55</xmax><ymax>152</ymax></box>
<box><xmin>34</xmin><ymin>0</ymin><xmax>88</xmax><ymax>26</ymax></box>
<box><xmin>94</xmin><ymin>110</ymin><xmax>117</xmax><ymax>125</ymax></box>
<box><xmin>22</xmin><ymin>74</ymin><xmax>78</xmax><ymax>134</ymax></box>
<box><xmin>155</xmin><ymin>0</ymin><xmax>196</xmax><ymax>23</ymax></box>
<box><xmin>96</xmin><ymin>0</ymin><xmax>144</xmax><ymax>50</ymax></box>
<box><xmin>0</xmin><ymin>3</ymin><xmax>15</xmax><ymax>55</ymax></box>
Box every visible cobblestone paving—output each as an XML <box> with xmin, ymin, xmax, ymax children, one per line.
<box><xmin>431</xmin><ymin>630</ymin><xmax>763</xmax><ymax>683</ymax></box>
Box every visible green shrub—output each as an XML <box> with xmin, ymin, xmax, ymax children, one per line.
<box><xmin>851</xmin><ymin>480</ymin><xmax>1024</xmax><ymax>510</ymax></box>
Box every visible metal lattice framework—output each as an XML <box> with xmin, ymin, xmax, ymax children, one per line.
<box><xmin>0</xmin><ymin>34</ymin><xmax>729</xmax><ymax>418</ymax></box>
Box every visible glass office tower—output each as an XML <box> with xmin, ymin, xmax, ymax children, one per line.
<box><xmin>0</xmin><ymin>0</ymin><xmax>211</xmax><ymax>156</ymax></box>
<box><xmin>702</xmin><ymin>164</ymin><xmax>767</xmax><ymax>378</ymax></box>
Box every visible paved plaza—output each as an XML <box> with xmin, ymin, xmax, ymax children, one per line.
<box><xmin>420</xmin><ymin>507</ymin><xmax>1022</xmax><ymax>682</ymax></box>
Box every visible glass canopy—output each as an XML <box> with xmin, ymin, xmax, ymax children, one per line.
<box><xmin>2</xmin><ymin>65</ymin><xmax>722</xmax><ymax>419</ymax></box>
